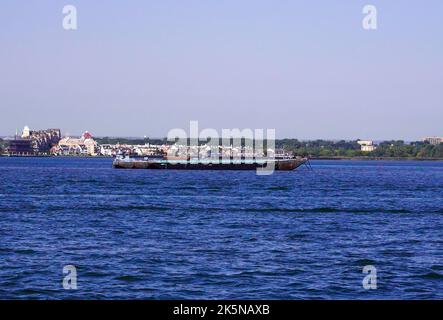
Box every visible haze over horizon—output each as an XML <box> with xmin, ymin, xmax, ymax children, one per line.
<box><xmin>1</xmin><ymin>0</ymin><xmax>442</xmax><ymax>140</ymax></box>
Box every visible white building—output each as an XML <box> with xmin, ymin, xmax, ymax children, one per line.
<box><xmin>21</xmin><ymin>126</ymin><xmax>30</xmax><ymax>138</ymax></box>
<box><xmin>357</xmin><ymin>140</ymin><xmax>376</xmax><ymax>152</ymax></box>
<box><xmin>423</xmin><ymin>136</ymin><xmax>443</xmax><ymax>145</ymax></box>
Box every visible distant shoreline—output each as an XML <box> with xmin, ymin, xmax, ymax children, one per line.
<box><xmin>311</xmin><ymin>156</ymin><xmax>443</xmax><ymax>161</ymax></box>
<box><xmin>1</xmin><ymin>154</ymin><xmax>443</xmax><ymax>161</ymax></box>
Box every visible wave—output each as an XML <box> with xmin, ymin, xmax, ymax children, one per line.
<box><xmin>419</xmin><ymin>272</ymin><xmax>443</xmax><ymax>280</ymax></box>
<box><xmin>267</xmin><ymin>186</ymin><xmax>290</xmax><ymax>191</ymax></box>
<box><xmin>115</xmin><ymin>275</ymin><xmax>144</xmax><ymax>282</ymax></box>
<box><xmin>241</xmin><ymin>207</ymin><xmax>413</xmax><ymax>214</ymax></box>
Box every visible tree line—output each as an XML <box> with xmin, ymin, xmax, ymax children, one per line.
<box><xmin>95</xmin><ymin>137</ymin><xmax>443</xmax><ymax>159</ymax></box>
<box><xmin>2</xmin><ymin>137</ymin><xmax>442</xmax><ymax>159</ymax></box>
<box><xmin>275</xmin><ymin>139</ymin><xmax>443</xmax><ymax>159</ymax></box>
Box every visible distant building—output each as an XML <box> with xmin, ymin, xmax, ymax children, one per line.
<box><xmin>21</xmin><ymin>126</ymin><xmax>30</xmax><ymax>138</ymax></box>
<box><xmin>54</xmin><ymin>131</ymin><xmax>98</xmax><ymax>156</ymax></box>
<box><xmin>18</xmin><ymin>126</ymin><xmax>61</xmax><ymax>154</ymax></box>
<box><xmin>84</xmin><ymin>138</ymin><xmax>98</xmax><ymax>156</ymax></box>
<box><xmin>82</xmin><ymin>131</ymin><xmax>93</xmax><ymax>140</ymax></box>
<box><xmin>100</xmin><ymin>144</ymin><xmax>115</xmax><ymax>157</ymax></box>
<box><xmin>7</xmin><ymin>126</ymin><xmax>61</xmax><ymax>155</ymax></box>
<box><xmin>30</xmin><ymin>129</ymin><xmax>61</xmax><ymax>153</ymax></box>
<box><xmin>357</xmin><ymin>140</ymin><xmax>376</xmax><ymax>152</ymax></box>
<box><xmin>423</xmin><ymin>136</ymin><xmax>443</xmax><ymax>145</ymax></box>
<box><xmin>7</xmin><ymin>138</ymin><xmax>34</xmax><ymax>155</ymax></box>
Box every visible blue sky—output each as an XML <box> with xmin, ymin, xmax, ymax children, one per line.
<box><xmin>0</xmin><ymin>0</ymin><xmax>442</xmax><ymax>139</ymax></box>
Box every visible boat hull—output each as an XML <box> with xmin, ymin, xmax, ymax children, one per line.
<box><xmin>113</xmin><ymin>158</ymin><xmax>306</xmax><ymax>171</ymax></box>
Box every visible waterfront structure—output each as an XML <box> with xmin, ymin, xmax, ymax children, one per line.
<box><xmin>29</xmin><ymin>128</ymin><xmax>61</xmax><ymax>153</ymax></box>
<box><xmin>99</xmin><ymin>144</ymin><xmax>115</xmax><ymax>157</ymax></box>
<box><xmin>423</xmin><ymin>136</ymin><xmax>443</xmax><ymax>145</ymax></box>
<box><xmin>7</xmin><ymin>138</ymin><xmax>34</xmax><ymax>155</ymax></box>
<box><xmin>18</xmin><ymin>126</ymin><xmax>62</xmax><ymax>154</ymax></box>
<box><xmin>6</xmin><ymin>126</ymin><xmax>61</xmax><ymax>155</ymax></box>
<box><xmin>53</xmin><ymin>131</ymin><xmax>98</xmax><ymax>156</ymax></box>
<box><xmin>357</xmin><ymin>140</ymin><xmax>376</xmax><ymax>152</ymax></box>
<box><xmin>97</xmin><ymin>143</ymin><xmax>165</xmax><ymax>157</ymax></box>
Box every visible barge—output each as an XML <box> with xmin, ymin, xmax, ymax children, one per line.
<box><xmin>113</xmin><ymin>157</ymin><xmax>307</xmax><ymax>171</ymax></box>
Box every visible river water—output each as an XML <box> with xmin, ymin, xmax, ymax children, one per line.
<box><xmin>0</xmin><ymin>158</ymin><xmax>442</xmax><ymax>299</ymax></box>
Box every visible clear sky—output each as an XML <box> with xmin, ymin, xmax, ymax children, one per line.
<box><xmin>0</xmin><ymin>0</ymin><xmax>442</xmax><ymax>140</ymax></box>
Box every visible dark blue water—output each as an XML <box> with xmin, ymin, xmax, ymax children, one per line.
<box><xmin>0</xmin><ymin>157</ymin><xmax>443</xmax><ymax>299</ymax></box>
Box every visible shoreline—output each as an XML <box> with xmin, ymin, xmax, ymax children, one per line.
<box><xmin>1</xmin><ymin>154</ymin><xmax>443</xmax><ymax>161</ymax></box>
<box><xmin>310</xmin><ymin>156</ymin><xmax>443</xmax><ymax>161</ymax></box>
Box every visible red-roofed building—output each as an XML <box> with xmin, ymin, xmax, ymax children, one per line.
<box><xmin>81</xmin><ymin>131</ymin><xmax>93</xmax><ymax>140</ymax></box>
